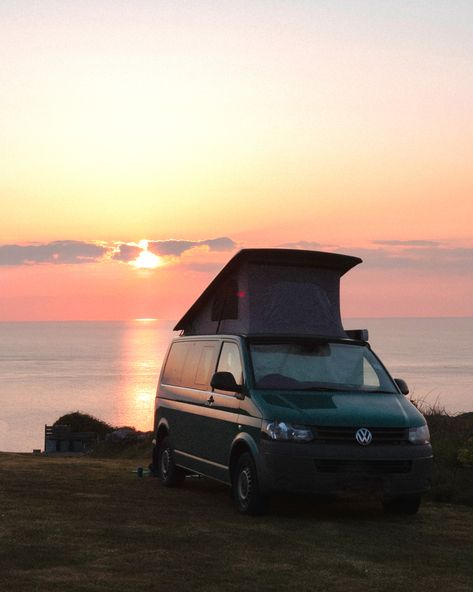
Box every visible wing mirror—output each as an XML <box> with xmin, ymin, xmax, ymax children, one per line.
<box><xmin>211</xmin><ymin>371</ymin><xmax>245</xmax><ymax>398</ymax></box>
<box><xmin>394</xmin><ymin>378</ymin><xmax>409</xmax><ymax>395</ymax></box>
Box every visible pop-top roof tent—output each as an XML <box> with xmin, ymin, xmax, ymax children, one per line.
<box><xmin>175</xmin><ymin>248</ymin><xmax>362</xmax><ymax>338</ymax></box>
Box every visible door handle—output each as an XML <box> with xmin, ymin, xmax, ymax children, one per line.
<box><xmin>206</xmin><ymin>395</ymin><xmax>214</xmax><ymax>406</ymax></box>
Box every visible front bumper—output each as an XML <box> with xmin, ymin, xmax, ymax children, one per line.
<box><xmin>257</xmin><ymin>440</ymin><xmax>433</xmax><ymax>497</ymax></box>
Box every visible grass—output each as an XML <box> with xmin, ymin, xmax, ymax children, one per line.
<box><xmin>65</xmin><ymin>407</ymin><xmax>473</xmax><ymax>507</ymax></box>
<box><xmin>1</xmin><ymin>452</ymin><xmax>473</xmax><ymax>592</ymax></box>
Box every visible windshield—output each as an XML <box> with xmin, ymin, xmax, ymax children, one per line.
<box><xmin>249</xmin><ymin>341</ymin><xmax>397</xmax><ymax>393</ymax></box>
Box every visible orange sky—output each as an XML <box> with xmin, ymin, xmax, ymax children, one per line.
<box><xmin>1</xmin><ymin>1</ymin><xmax>473</xmax><ymax>320</ymax></box>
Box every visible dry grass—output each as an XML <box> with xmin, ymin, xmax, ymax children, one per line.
<box><xmin>1</xmin><ymin>452</ymin><xmax>473</xmax><ymax>592</ymax></box>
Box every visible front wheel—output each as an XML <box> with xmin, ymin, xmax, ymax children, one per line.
<box><xmin>232</xmin><ymin>452</ymin><xmax>269</xmax><ymax>515</ymax></box>
<box><xmin>383</xmin><ymin>494</ymin><xmax>421</xmax><ymax>515</ymax></box>
<box><xmin>158</xmin><ymin>436</ymin><xmax>185</xmax><ymax>487</ymax></box>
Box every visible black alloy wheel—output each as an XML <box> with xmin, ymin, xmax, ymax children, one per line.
<box><xmin>158</xmin><ymin>436</ymin><xmax>185</xmax><ymax>487</ymax></box>
<box><xmin>233</xmin><ymin>452</ymin><xmax>269</xmax><ymax>515</ymax></box>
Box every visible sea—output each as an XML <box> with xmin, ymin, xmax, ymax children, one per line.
<box><xmin>1</xmin><ymin>318</ymin><xmax>472</xmax><ymax>453</ymax></box>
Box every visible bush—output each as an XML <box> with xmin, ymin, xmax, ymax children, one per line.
<box><xmin>422</xmin><ymin>409</ymin><xmax>473</xmax><ymax>507</ymax></box>
<box><xmin>53</xmin><ymin>411</ymin><xmax>114</xmax><ymax>439</ymax></box>
<box><xmin>458</xmin><ymin>436</ymin><xmax>473</xmax><ymax>466</ymax></box>
<box><xmin>52</xmin><ymin>411</ymin><xmax>153</xmax><ymax>459</ymax></box>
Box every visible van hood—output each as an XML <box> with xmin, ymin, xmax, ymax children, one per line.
<box><xmin>257</xmin><ymin>390</ymin><xmax>425</xmax><ymax>427</ymax></box>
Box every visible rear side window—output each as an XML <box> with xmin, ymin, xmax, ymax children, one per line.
<box><xmin>195</xmin><ymin>346</ymin><xmax>218</xmax><ymax>387</ymax></box>
<box><xmin>161</xmin><ymin>342</ymin><xmax>191</xmax><ymax>386</ymax></box>
<box><xmin>162</xmin><ymin>340</ymin><xmax>219</xmax><ymax>390</ymax></box>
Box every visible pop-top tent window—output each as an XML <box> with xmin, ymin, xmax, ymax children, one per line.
<box><xmin>211</xmin><ymin>277</ymin><xmax>239</xmax><ymax>323</ymax></box>
<box><xmin>174</xmin><ymin>249</ymin><xmax>362</xmax><ymax>338</ymax></box>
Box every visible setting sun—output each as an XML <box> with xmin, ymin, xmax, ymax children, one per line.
<box><xmin>131</xmin><ymin>243</ymin><xmax>162</xmax><ymax>270</ymax></box>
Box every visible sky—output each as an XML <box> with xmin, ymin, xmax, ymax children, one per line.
<box><xmin>1</xmin><ymin>0</ymin><xmax>473</xmax><ymax>320</ymax></box>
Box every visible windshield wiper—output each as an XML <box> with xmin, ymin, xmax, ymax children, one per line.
<box><xmin>364</xmin><ymin>389</ymin><xmax>396</xmax><ymax>394</ymax></box>
<box><xmin>297</xmin><ymin>386</ymin><xmax>395</xmax><ymax>393</ymax></box>
<box><xmin>298</xmin><ymin>386</ymin><xmax>348</xmax><ymax>392</ymax></box>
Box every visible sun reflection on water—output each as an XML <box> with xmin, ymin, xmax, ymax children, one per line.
<box><xmin>112</xmin><ymin>319</ymin><xmax>173</xmax><ymax>432</ymax></box>
<box><xmin>135</xmin><ymin>318</ymin><xmax>159</xmax><ymax>322</ymax></box>
<box><xmin>135</xmin><ymin>389</ymin><xmax>154</xmax><ymax>404</ymax></box>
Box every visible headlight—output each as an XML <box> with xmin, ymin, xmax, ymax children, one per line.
<box><xmin>263</xmin><ymin>420</ymin><xmax>313</xmax><ymax>443</ymax></box>
<box><xmin>408</xmin><ymin>424</ymin><xmax>430</xmax><ymax>445</ymax></box>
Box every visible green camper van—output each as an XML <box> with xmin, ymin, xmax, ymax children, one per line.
<box><xmin>151</xmin><ymin>249</ymin><xmax>432</xmax><ymax>515</ymax></box>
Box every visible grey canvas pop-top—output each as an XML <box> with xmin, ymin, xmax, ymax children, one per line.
<box><xmin>174</xmin><ymin>248</ymin><xmax>362</xmax><ymax>337</ymax></box>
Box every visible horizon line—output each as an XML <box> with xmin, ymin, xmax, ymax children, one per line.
<box><xmin>1</xmin><ymin>315</ymin><xmax>473</xmax><ymax>323</ymax></box>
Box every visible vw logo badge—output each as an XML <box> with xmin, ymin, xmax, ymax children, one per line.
<box><xmin>355</xmin><ymin>428</ymin><xmax>373</xmax><ymax>446</ymax></box>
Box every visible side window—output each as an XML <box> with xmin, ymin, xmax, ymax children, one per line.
<box><xmin>194</xmin><ymin>345</ymin><xmax>218</xmax><ymax>388</ymax></box>
<box><xmin>180</xmin><ymin>342</ymin><xmax>200</xmax><ymax>388</ymax></box>
<box><xmin>363</xmin><ymin>356</ymin><xmax>381</xmax><ymax>388</ymax></box>
<box><xmin>217</xmin><ymin>342</ymin><xmax>243</xmax><ymax>385</ymax></box>
<box><xmin>162</xmin><ymin>340</ymin><xmax>219</xmax><ymax>390</ymax></box>
<box><xmin>161</xmin><ymin>342</ymin><xmax>191</xmax><ymax>386</ymax></box>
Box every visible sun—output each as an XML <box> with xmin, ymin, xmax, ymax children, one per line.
<box><xmin>131</xmin><ymin>241</ymin><xmax>162</xmax><ymax>269</ymax></box>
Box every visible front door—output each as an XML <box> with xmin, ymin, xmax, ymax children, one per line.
<box><xmin>197</xmin><ymin>341</ymin><xmax>244</xmax><ymax>480</ymax></box>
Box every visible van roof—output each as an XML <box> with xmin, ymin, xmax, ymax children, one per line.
<box><xmin>172</xmin><ymin>333</ymin><xmax>368</xmax><ymax>346</ymax></box>
<box><xmin>175</xmin><ymin>248</ymin><xmax>362</xmax><ymax>336</ymax></box>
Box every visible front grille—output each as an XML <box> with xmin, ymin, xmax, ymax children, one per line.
<box><xmin>315</xmin><ymin>426</ymin><xmax>407</xmax><ymax>445</ymax></box>
<box><xmin>314</xmin><ymin>459</ymin><xmax>412</xmax><ymax>474</ymax></box>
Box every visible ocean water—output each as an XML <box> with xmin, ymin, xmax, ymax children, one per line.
<box><xmin>345</xmin><ymin>317</ymin><xmax>473</xmax><ymax>413</ymax></box>
<box><xmin>1</xmin><ymin>318</ymin><xmax>472</xmax><ymax>453</ymax></box>
<box><xmin>0</xmin><ymin>320</ymin><xmax>175</xmax><ymax>453</ymax></box>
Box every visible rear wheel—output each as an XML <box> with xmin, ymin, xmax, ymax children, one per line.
<box><xmin>158</xmin><ymin>436</ymin><xmax>185</xmax><ymax>487</ymax></box>
<box><xmin>383</xmin><ymin>494</ymin><xmax>421</xmax><ymax>515</ymax></box>
<box><xmin>233</xmin><ymin>452</ymin><xmax>269</xmax><ymax>515</ymax></box>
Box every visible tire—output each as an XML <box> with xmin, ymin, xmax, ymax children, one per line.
<box><xmin>158</xmin><ymin>436</ymin><xmax>185</xmax><ymax>487</ymax></box>
<box><xmin>383</xmin><ymin>494</ymin><xmax>421</xmax><ymax>515</ymax></box>
<box><xmin>232</xmin><ymin>452</ymin><xmax>269</xmax><ymax>515</ymax></box>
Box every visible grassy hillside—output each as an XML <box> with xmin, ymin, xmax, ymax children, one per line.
<box><xmin>1</xmin><ymin>452</ymin><xmax>472</xmax><ymax>592</ymax></box>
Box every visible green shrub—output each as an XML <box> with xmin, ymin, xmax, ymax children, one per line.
<box><xmin>422</xmin><ymin>409</ymin><xmax>473</xmax><ymax>507</ymax></box>
<box><xmin>458</xmin><ymin>436</ymin><xmax>473</xmax><ymax>466</ymax></box>
<box><xmin>53</xmin><ymin>411</ymin><xmax>114</xmax><ymax>439</ymax></box>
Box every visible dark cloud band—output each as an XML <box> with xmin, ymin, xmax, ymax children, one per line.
<box><xmin>3</xmin><ymin>238</ymin><xmax>470</xmax><ymax>274</ymax></box>
<box><xmin>0</xmin><ymin>241</ymin><xmax>107</xmax><ymax>266</ymax></box>
<box><xmin>372</xmin><ymin>240</ymin><xmax>442</xmax><ymax>247</ymax></box>
<box><xmin>346</xmin><ymin>246</ymin><xmax>473</xmax><ymax>272</ymax></box>
<box><xmin>147</xmin><ymin>237</ymin><xmax>237</xmax><ymax>257</ymax></box>
<box><xmin>111</xmin><ymin>244</ymin><xmax>142</xmax><ymax>263</ymax></box>
<box><xmin>277</xmin><ymin>241</ymin><xmax>324</xmax><ymax>250</ymax></box>
<box><xmin>0</xmin><ymin>237</ymin><xmax>238</xmax><ymax>266</ymax></box>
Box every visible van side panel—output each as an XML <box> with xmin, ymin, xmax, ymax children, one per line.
<box><xmin>156</xmin><ymin>338</ymin><xmax>243</xmax><ymax>484</ymax></box>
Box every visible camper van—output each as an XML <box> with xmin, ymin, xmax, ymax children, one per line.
<box><xmin>151</xmin><ymin>249</ymin><xmax>432</xmax><ymax>515</ymax></box>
